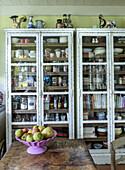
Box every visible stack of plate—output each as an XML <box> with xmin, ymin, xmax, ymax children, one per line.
<box><xmin>46</xmin><ymin>38</ymin><xmax>58</xmax><ymax>43</ymax></box>
<box><xmin>94</xmin><ymin>47</ymin><xmax>105</xmax><ymax>55</ymax></box>
<box><xmin>114</xmin><ymin>48</ymin><xmax>123</xmax><ymax>54</ymax></box>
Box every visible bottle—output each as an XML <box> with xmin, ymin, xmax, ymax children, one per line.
<box><xmin>56</xmin><ymin>19</ymin><xmax>62</xmax><ymax>28</ymax></box>
<box><xmin>61</xmin><ymin>96</ymin><xmax>64</xmax><ymax>108</ymax></box>
<box><xmin>54</xmin><ymin>96</ymin><xmax>57</xmax><ymax>109</ymax></box>
<box><xmin>56</xmin><ymin>113</ymin><xmax>59</xmax><ymax>121</ymax></box>
<box><xmin>58</xmin><ymin>77</ymin><xmax>62</xmax><ymax>86</ymax></box>
<box><xmin>58</xmin><ymin>96</ymin><xmax>61</xmax><ymax>109</ymax></box>
<box><xmin>21</xmin><ymin>97</ymin><xmax>27</xmax><ymax>110</ymax></box>
<box><xmin>44</xmin><ymin>95</ymin><xmax>50</xmax><ymax>110</ymax></box>
<box><xmin>64</xmin><ymin>96</ymin><xmax>67</xmax><ymax>108</ymax></box>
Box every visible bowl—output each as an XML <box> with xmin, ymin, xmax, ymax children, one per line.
<box><xmin>59</xmin><ymin>36</ymin><xmax>68</xmax><ymax>43</ymax></box>
<box><xmin>114</xmin><ymin>48</ymin><xmax>123</xmax><ymax>54</ymax></box>
<box><xmin>11</xmin><ymin>38</ymin><xmax>19</xmax><ymax>43</ymax></box>
<box><xmin>15</xmin><ymin>130</ymin><xmax>57</xmax><ymax>154</ymax></box>
<box><xmin>103</xmin><ymin>141</ymin><xmax>108</xmax><ymax>148</ymax></box>
<box><xmin>94</xmin><ymin>47</ymin><xmax>106</xmax><ymax>55</ymax></box>
<box><xmin>93</xmin><ymin>143</ymin><xmax>102</xmax><ymax>149</ymax></box>
<box><xmin>97</xmin><ymin>126</ymin><xmax>107</xmax><ymax>136</ymax></box>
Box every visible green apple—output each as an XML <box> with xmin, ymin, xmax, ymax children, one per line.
<box><xmin>26</xmin><ymin>134</ymin><xmax>34</xmax><ymax>142</ymax></box>
<box><xmin>21</xmin><ymin>133</ymin><xmax>29</xmax><ymax>141</ymax></box>
<box><xmin>41</xmin><ymin>127</ymin><xmax>54</xmax><ymax>138</ymax></box>
<box><xmin>33</xmin><ymin>125</ymin><xmax>38</xmax><ymax>129</ymax></box>
<box><xmin>38</xmin><ymin>126</ymin><xmax>45</xmax><ymax>132</ymax></box>
<box><xmin>33</xmin><ymin>132</ymin><xmax>44</xmax><ymax>141</ymax></box>
<box><xmin>15</xmin><ymin>129</ymin><xmax>23</xmax><ymax>138</ymax></box>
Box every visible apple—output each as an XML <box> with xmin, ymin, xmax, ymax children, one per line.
<box><xmin>26</xmin><ymin>134</ymin><xmax>34</xmax><ymax>142</ymax></box>
<box><xmin>33</xmin><ymin>125</ymin><xmax>39</xmax><ymax>129</ymax></box>
<box><xmin>41</xmin><ymin>127</ymin><xmax>54</xmax><ymax>138</ymax></box>
<box><xmin>32</xmin><ymin>128</ymin><xmax>40</xmax><ymax>135</ymax></box>
<box><xmin>33</xmin><ymin>132</ymin><xmax>44</xmax><ymax>141</ymax></box>
<box><xmin>21</xmin><ymin>133</ymin><xmax>29</xmax><ymax>141</ymax></box>
<box><xmin>38</xmin><ymin>126</ymin><xmax>45</xmax><ymax>132</ymax></box>
<box><xmin>22</xmin><ymin>128</ymin><xmax>28</xmax><ymax>133</ymax></box>
<box><xmin>15</xmin><ymin>129</ymin><xmax>23</xmax><ymax>138</ymax></box>
<box><xmin>28</xmin><ymin>129</ymin><xmax>32</xmax><ymax>134</ymax></box>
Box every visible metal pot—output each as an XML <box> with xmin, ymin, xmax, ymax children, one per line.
<box><xmin>35</xmin><ymin>20</ymin><xmax>46</xmax><ymax>28</ymax></box>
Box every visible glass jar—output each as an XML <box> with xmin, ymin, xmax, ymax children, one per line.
<box><xmin>56</xmin><ymin>19</ymin><xmax>62</xmax><ymax>28</ymax></box>
<box><xmin>21</xmin><ymin>97</ymin><xmax>27</xmax><ymax>110</ymax></box>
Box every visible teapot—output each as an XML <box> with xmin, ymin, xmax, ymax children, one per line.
<box><xmin>35</xmin><ymin>20</ymin><xmax>46</xmax><ymax>28</ymax></box>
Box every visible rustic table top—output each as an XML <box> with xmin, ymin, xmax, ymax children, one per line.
<box><xmin>0</xmin><ymin>138</ymin><xmax>96</xmax><ymax>170</ymax></box>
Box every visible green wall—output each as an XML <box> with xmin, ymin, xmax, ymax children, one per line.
<box><xmin>1</xmin><ymin>15</ymin><xmax>125</xmax><ymax>84</ymax></box>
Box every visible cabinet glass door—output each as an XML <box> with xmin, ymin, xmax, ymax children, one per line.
<box><xmin>41</xmin><ymin>33</ymin><xmax>74</xmax><ymax>139</ymax></box>
<box><xmin>9</xmin><ymin>34</ymin><xmax>38</xmax><ymax>143</ymax></box>
<box><xmin>78</xmin><ymin>33</ymin><xmax>109</xmax><ymax>151</ymax></box>
<box><xmin>113</xmin><ymin>35</ymin><xmax>125</xmax><ymax>143</ymax></box>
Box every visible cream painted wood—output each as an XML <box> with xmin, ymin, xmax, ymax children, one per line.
<box><xmin>4</xmin><ymin>28</ymin><xmax>75</xmax><ymax>150</ymax></box>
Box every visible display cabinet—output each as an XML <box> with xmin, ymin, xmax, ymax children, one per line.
<box><xmin>40</xmin><ymin>29</ymin><xmax>75</xmax><ymax>139</ymax></box>
<box><xmin>76</xmin><ymin>28</ymin><xmax>125</xmax><ymax>164</ymax></box>
<box><xmin>76</xmin><ymin>29</ymin><xmax>111</xmax><ymax>164</ymax></box>
<box><xmin>4</xmin><ymin>29</ymin><xmax>75</xmax><ymax>150</ymax></box>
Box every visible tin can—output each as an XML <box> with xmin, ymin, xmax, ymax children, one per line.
<box><xmin>44</xmin><ymin>76</ymin><xmax>51</xmax><ymax>86</ymax></box>
<box><xmin>58</xmin><ymin>77</ymin><xmax>62</xmax><ymax>86</ymax></box>
<box><xmin>52</xmin><ymin>77</ymin><xmax>58</xmax><ymax>86</ymax></box>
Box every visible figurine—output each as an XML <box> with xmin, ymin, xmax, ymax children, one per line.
<box><xmin>67</xmin><ymin>14</ymin><xmax>73</xmax><ymax>28</ymax></box>
<box><xmin>27</xmin><ymin>16</ymin><xmax>35</xmax><ymax>28</ymax></box>
<box><xmin>112</xmin><ymin>20</ymin><xmax>117</xmax><ymax>28</ymax></box>
<box><xmin>106</xmin><ymin>20</ymin><xmax>112</xmax><ymax>28</ymax></box>
<box><xmin>10</xmin><ymin>15</ymin><xmax>27</xmax><ymax>28</ymax></box>
<box><xmin>99</xmin><ymin>14</ymin><xmax>106</xmax><ymax>28</ymax></box>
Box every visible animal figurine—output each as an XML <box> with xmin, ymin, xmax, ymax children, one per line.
<box><xmin>106</xmin><ymin>20</ymin><xmax>112</xmax><ymax>28</ymax></box>
<box><xmin>99</xmin><ymin>14</ymin><xmax>106</xmax><ymax>28</ymax></box>
<box><xmin>112</xmin><ymin>20</ymin><xmax>117</xmax><ymax>28</ymax></box>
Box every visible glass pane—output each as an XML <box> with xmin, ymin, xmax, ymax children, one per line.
<box><xmin>114</xmin><ymin>65</ymin><xmax>125</xmax><ymax>91</ymax></box>
<box><xmin>114</xmin><ymin>36</ymin><xmax>125</xmax><ymax>62</ymax></box>
<box><xmin>43</xmin><ymin>65</ymin><xmax>68</xmax><ymax>92</ymax></box>
<box><xmin>83</xmin><ymin>65</ymin><xmax>107</xmax><ymax>91</ymax></box>
<box><xmin>83</xmin><ymin>94</ymin><xmax>107</xmax><ymax>121</ymax></box>
<box><xmin>82</xmin><ymin>36</ymin><xmax>106</xmax><ymax>63</ymax></box>
<box><xmin>43</xmin><ymin>94</ymin><xmax>69</xmax><ymax>122</ymax></box>
<box><xmin>11</xmin><ymin>66</ymin><xmax>37</xmax><ymax>92</ymax></box>
<box><xmin>11</xmin><ymin>36</ymin><xmax>36</xmax><ymax>63</ymax></box>
<box><xmin>84</xmin><ymin>124</ymin><xmax>108</xmax><ymax>150</ymax></box>
<box><xmin>12</xmin><ymin>95</ymin><xmax>37</xmax><ymax>122</ymax></box>
<box><xmin>43</xmin><ymin>36</ymin><xmax>68</xmax><ymax>63</ymax></box>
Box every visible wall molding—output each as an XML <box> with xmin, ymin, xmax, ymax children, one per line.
<box><xmin>0</xmin><ymin>6</ymin><xmax>125</xmax><ymax>16</ymax></box>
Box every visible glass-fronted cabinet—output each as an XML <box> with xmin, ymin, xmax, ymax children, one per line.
<box><xmin>5</xmin><ymin>29</ymin><xmax>74</xmax><ymax>150</ymax></box>
<box><xmin>76</xmin><ymin>29</ymin><xmax>110</xmax><ymax>164</ymax></box>
<box><xmin>5</xmin><ymin>31</ymin><xmax>39</xmax><ymax>149</ymax></box>
<box><xmin>41</xmin><ymin>30</ymin><xmax>74</xmax><ymax>139</ymax></box>
<box><xmin>111</xmin><ymin>33</ymin><xmax>125</xmax><ymax>149</ymax></box>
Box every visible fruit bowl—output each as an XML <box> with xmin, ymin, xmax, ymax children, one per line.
<box><xmin>15</xmin><ymin>130</ymin><xmax>57</xmax><ymax>154</ymax></box>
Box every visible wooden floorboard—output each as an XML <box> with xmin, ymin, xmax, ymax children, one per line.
<box><xmin>96</xmin><ymin>164</ymin><xmax>125</xmax><ymax>170</ymax></box>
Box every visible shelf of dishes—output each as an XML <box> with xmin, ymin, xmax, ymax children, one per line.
<box><xmin>43</xmin><ymin>47</ymin><xmax>68</xmax><ymax>63</ymax></box>
<box><xmin>83</xmin><ymin>126</ymin><xmax>108</xmax><ymax>149</ymax></box>
<box><xmin>83</xmin><ymin>111</ymin><xmax>107</xmax><ymax>121</ymax></box>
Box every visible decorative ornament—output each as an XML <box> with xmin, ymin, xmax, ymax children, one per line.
<box><xmin>99</xmin><ymin>14</ymin><xmax>106</xmax><ymax>28</ymax></box>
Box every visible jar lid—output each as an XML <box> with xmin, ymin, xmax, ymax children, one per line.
<box><xmin>57</xmin><ymin>19</ymin><xmax>62</xmax><ymax>23</ymax></box>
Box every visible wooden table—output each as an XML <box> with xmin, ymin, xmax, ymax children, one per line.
<box><xmin>0</xmin><ymin>138</ymin><xmax>96</xmax><ymax>170</ymax></box>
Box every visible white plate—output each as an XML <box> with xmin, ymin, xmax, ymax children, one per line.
<box><xmin>114</xmin><ymin>48</ymin><xmax>123</xmax><ymax>53</ymax></box>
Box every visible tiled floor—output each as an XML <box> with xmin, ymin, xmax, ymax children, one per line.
<box><xmin>96</xmin><ymin>164</ymin><xmax>125</xmax><ymax>170</ymax></box>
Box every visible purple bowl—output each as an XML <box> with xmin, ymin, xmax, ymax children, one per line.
<box><xmin>15</xmin><ymin>130</ymin><xmax>57</xmax><ymax>154</ymax></box>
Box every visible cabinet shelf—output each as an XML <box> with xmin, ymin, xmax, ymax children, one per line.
<box><xmin>44</xmin><ymin>86</ymin><xmax>68</xmax><ymax>91</ymax></box>
<box><xmin>12</xmin><ymin>43</ymin><xmax>36</xmax><ymax>47</ymax></box>
<box><xmin>83</xmin><ymin>54</ymin><xmax>106</xmax><ymax>59</ymax></box>
<box><xmin>114</xmin><ymin>71</ymin><xmax>125</xmax><ymax>74</ymax></box>
<box><xmin>12</xmin><ymin>58</ymin><xmax>36</xmax><ymax>62</ymax></box>
<box><xmin>115</xmin><ymin>85</ymin><xmax>125</xmax><ymax>89</ymax></box>
<box><xmin>83</xmin><ymin>109</ymin><xmax>107</xmax><ymax>112</ymax></box>
<box><xmin>44</xmin><ymin>72</ymin><xmax>68</xmax><ymax>76</ymax></box>
<box><xmin>83</xmin><ymin>71</ymin><xmax>106</xmax><ymax>75</ymax></box>
<box><xmin>12</xmin><ymin>87</ymin><xmax>36</xmax><ymax>91</ymax></box>
<box><xmin>44</xmin><ymin>109</ymin><xmax>68</xmax><ymax>113</ymax></box>
<box><xmin>115</xmin><ymin>108</ymin><xmax>125</xmax><ymax>112</ymax></box>
<box><xmin>44</xmin><ymin>57</ymin><xmax>68</xmax><ymax>62</ymax></box>
<box><xmin>44</xmin><ymin>43</ymin><xmax>68</xmax><ymax>47</ymax></box>
<box><xmin>114</xmin><ymin>43</ymin><xmax>125</xmax><ymax>47</ymax></box>
<box><xmin>82</xmin><ymin>43</ymin><xmax>106</xmax><ymax>47</ymax></box>
<box><xmin>13</xmin><ymin>72</ymin><xmax>36</xmax><ymax>76</ymax></box>
<box><xmin>12</xmin><ymin>110</ymin><xmax>37</xmax><ymax>114</ymax></box>
<box><xmin>44</xmin><ymin>124</ymin><xmax>69</xmax><ymax>127</ymax></box>
<box><xmin>84</xmin><ymin>136</ymin><xmax>107</xmax><ymax>141</ymax></box>
<box><xmin>114</xmin><ymin>54</ymin><xmax>125</xmax><ymax>58</ymax></box>
<box><xmin>83</xmin><ymin>123</ymin><xmax>107</xmax><ymax>127</ymax></box>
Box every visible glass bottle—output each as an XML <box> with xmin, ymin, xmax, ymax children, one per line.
<box><xmin>58</xmin><ymin>96</ymin><xmax>61</xmax><ymax>109</ymax></box>
<box><xmin>54</xmin><ymin>96</ymin><xmax>58</xmax><ymax>109</ymax></box>
<box><xmin>44</xmin><ymin>95</ymin><xmax>50</xmax><ymax>110</ymax></box>
<box><xmin>64</xmin><ymin>96</ymin><xmax>67</xmax><ymax>108</ymax></box>
<box><xmin>56</xmin><ymin>19</ymin><xmax>62</xmax><ymax>28</ymax></box>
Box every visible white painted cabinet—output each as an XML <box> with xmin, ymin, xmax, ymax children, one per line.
<box><xmin>4</xmin><ymin>29</ymin><xmax>75</xmax><ymax>150</ymax></box>
<box><xmin>76</xmin><ymin>28</ymin><xmax>125</xmax><ymax>164</ymax></box>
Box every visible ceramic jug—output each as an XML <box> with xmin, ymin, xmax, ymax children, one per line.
<box><xmin>35</xmin><ymin>20</ymin><xmax>46</xmax><ymax>28</ymax></box>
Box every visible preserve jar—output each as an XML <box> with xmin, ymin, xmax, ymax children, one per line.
<box><xmin>56</xmin><ymin>19</ymin><xmax>62</xmax><ymax>28</ymax></box>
